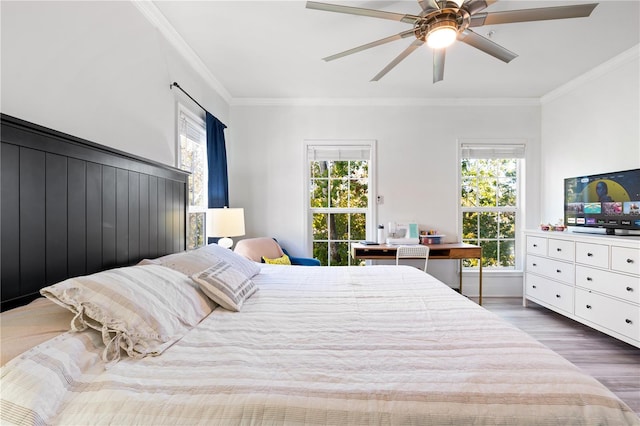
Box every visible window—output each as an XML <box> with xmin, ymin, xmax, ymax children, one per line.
<box><xmin>306</xmin><ymin>142</ymin><xmax>375</xmax><ymax>266</ymax></box>
<box><xmin>460</xmin><ymin>143</ymin><xmax>525</xmax><ymax>269</ymax></box>
<box><xmin>178</xmin><ymin>106</ymin><xmax>207</xmax><ymax>250</ymax></box>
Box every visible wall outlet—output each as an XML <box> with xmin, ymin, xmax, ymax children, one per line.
<box><xmin>377</xmin><ymin>195</ymin><xmax>384</xmax><ymax>205</ymax></box>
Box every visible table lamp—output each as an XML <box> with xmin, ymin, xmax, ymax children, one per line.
<box><xmin>206</xmin><ymin>207</ymin><xmax>245</xmax><ymax>249</ymax></box>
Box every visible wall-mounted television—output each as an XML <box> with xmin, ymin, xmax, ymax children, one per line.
<box><xmin>564</xmin><ymin>168</ymin><xmax>640</xmax><ymax>235</ymax></box>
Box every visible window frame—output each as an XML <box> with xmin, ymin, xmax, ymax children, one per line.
<box><xmin>304</xmin><ymin>140</ymin><xmax>377</xmax><ymax>266</ymax></box>
<box><xmin>176</xmin><ymin>103</ymin><xmax>208</xmax><ymax>249</ymax></box>
<box><xmin>458</xmin><ymin>140</ymin><xmax>526</xmax><ymax>272</ymax></box>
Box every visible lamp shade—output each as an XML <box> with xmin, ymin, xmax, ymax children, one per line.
<box><xmin>206</xmin><ymin>208</ymin><xmax>245</xmax><ymax>248</ymax></box>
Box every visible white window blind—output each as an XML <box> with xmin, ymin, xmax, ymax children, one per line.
<box><xmin>461</xmin><ymin>144</ymin><xmax>525</xmax><ymax>159</ymax></box>
<box><xmin>307</xmin><ymin>145</ymin><xmax>371</xmax><ymax>161</ymax></box>
<box><xmin>180</xmin><ymin>113</ymin><xmax>206</xmax><ymax>145</ymax></box>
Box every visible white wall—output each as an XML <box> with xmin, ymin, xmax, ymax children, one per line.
<box><xmin>1</xmin><ymin>1</ymin><xmax>229</xmax><ymax>167</ymax></box>
<box><xmin>540</xmin><ymin>48</ymin><xmax>640</xmax><ymax>225</ymax></box>
<box><xmin>7</xmin><ymin>2</ymin><xmax>635</xmax><ymax>297</ymax></box>
<box><xmin>228</xmin><ymin>102</ymin><xmax>541</xmax><ymax>294</ymax></box>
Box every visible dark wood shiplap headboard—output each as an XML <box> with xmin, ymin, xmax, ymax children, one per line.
<box><xmin>1</xmin><ymin>114</ymin><xmax>189</xmax><ymax>311</ymax></box>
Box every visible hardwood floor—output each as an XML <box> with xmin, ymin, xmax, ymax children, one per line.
<box><xmin>479</xmin><ymin>297</ymin><xmax>640</xmax><ymax>416</ymax></box>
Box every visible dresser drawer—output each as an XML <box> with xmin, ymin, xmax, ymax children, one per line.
<box><xmin>548</xmin><ymin>238</ymin><xmax>575</xmax><ymax>262</ymax></box>
<box><xmin>575</xmin><ymin>265</ymin><xmax>640</xmax><ymax>304</ymax></box>
<box><xmin>526</xmin><ymin>273</ymin><xmax>574</xmax><ymax>314</ymax></box>
<box><xmin>575</xmin><ymin>288</ymin><xmax>639</xmax><ymax>341</ymax></box>
<box><xmin>611</xmin><ymin>246</ymin><xmax>640</xmax><ymax>275</ymax></box>
<box><xmin>575</xmin><ymin>242</ymin><xmax>609</xmax><ymax>269</ymax></box>
<box><xmin>526</xmin><ymin>236</ymin><xmax>547</xmax><ymax>256</ymax></box>
<box><xmin>525</xmin><ymin>230</ymin><xmax>640</xmax><ymax>348</ymax></box>
<box><xmin>527</xmin><ymin>255</ymin><xmax>575</xmax><ymax>285</ymax></box>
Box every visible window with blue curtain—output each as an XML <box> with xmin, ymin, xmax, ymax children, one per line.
<box><xmin>178</xmin><ymin>106</ymin><xmax>207</xmax><ymax>249</ymax></box>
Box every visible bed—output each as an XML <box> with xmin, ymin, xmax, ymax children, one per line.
<box><xmin>1</xmin><ymin>247</ymin><xmax>638</xmax><ymax>425</ymax></box>
<box><xmin>1</xmin><ymin>116</ymin><xmax>638</xmax><ymax>425</ymax></box>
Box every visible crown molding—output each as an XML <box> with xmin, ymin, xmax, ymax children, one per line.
<box><xmin>130</xmin><ymin>1</ymin><xmax>538</xmax><ymax>109</ymax></box>
<box><xmin>541</xmin><ymin>44</ymin><xmax>640</xmax><ymax>104</ymax></box>
<box><xmin>230</xmin><ymin>97</ymin><xmax>541</xmax><ymax>107</ymax></box>
<box><xmin>135</xmin><ymin>0</ymin><xmax>632</xmax><ymax>109</ymax></box>
<box><xmin>132</xmin><ymin>0</ymin><xmax>232</xmax><ymax>103</ymax></box>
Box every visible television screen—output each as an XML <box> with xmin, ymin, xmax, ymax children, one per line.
<box><xmin>564</xmin><ymin>168</ymin><xmax>640</xmax><ymax>233</ymax></box>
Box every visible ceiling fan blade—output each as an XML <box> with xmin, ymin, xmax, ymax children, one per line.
<box><xmin>306</xmin><ymin>1</ymin><xmax>420</xmax><ymax>24</ymax></box>
<box><xmin>469</xmin><ymin>3</ymin><xmax>598</xmax><ymax>27</ymax></box>
<box><xmin>371</xmin><ymin>39</ymin><xmax>424</xmax><ymax>81</ymax></box>
<box><xmin>458</xmin><ymin>29</ymin><xmax>517</xmax><ymax>63</ymax></box>
<box><xmin>323</xmin><ymin>30</ymin><xmax>415</xmax><ymax>62</ymax></box>
<box><xmin>418</xmin><ymin>0</ymin><xmax>439</xmax><ymax>13</ymax></box>
<box><xmin>433</xmin><ymin>49</ymin><xmax>446</xmax><ymax>83</ymax></box>
<box><xmin>463</xmin><ymin>0</ymin><xmax>497</xmax><ymax>16</ymax></box>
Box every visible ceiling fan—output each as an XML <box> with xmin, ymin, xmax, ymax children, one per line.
<box><xmin>306</xmin><ymin>0</ymin><xmax>598</xmax><ymax>83</ymax></box>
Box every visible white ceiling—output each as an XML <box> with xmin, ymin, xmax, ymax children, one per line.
<box><xmin>150</xmin><ymin>0</ymin><xmax>640</xmax><ymax>100</ymax></box>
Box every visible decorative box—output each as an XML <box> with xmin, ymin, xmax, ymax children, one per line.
<box><xmin>420</xmin><ymin>235</ymin><xmax>444</xmax><ymax>245</ymax></box>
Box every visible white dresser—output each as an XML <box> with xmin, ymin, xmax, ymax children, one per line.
<box><xmin>524</xmin><ymin>230</ymin><xmax>640</xmax><ymax>348</ymax></box>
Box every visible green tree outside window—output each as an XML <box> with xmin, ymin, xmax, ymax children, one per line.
<box><xmin>178</xmin><ymin>109</ymin><xmax>207</xmax><ymax>250</ymax></box>
<box><xmin>461</xmin><ymin>158</ymin><xmax>518</xmax><ymax>268</ymax></box>
<box><xmin>310</xmin><ymin>159</ymin><xmax>368</xmax><ymax>266</ymax></box>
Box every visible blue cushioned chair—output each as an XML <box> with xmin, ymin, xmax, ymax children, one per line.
<box><xmin>234</xmin><ymin>237</ymin><xmax>321</xmax><ymax>266</ymax></box>
<box><xmin>276</xmin><ymin>240</ymin><xmax>321</xmax><ymax>266</ymax></box>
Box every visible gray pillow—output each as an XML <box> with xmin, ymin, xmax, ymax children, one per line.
<box><xmin>191</xmin><ymin>260</ymin><xmax>258</xmax><ymax>311</ymax></box>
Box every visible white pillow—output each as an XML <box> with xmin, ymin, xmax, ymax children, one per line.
<box><xmin>139</xmin><ymin>251</ymin><xmax>217</xmax><ymax>277</ymax></box>
<box><xmin>140</xmin><ymin>244</ymin><xmax>261</xmax><ymax>281</ymax></box>
<box><xmin>40</xmin><ymin>265</ymin><xmax>215</xmax><ymax>366</ymax></box>
<box><xmin>191</xmin><ymin>259</ymin><xmax>258</xmax><ymax>312</ymax></box>
<box><xmin>193</xmin><ymin>244</ymin><xmax>261</xmax><ymax>279</ymax></box>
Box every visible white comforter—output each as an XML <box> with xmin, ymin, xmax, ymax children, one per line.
<box><xmin>2</xmin><ymin>265</ymin><xmax>637</xmax><ymax>425</ymax></box>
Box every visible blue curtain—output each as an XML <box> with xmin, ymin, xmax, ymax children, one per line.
<box><xmin>206</xmin><ymin>112</ymin><xmax>229</xmax><ymax>208</ymax></box>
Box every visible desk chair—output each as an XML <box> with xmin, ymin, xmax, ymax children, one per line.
<box><xmin>396</xmin><ymin>245</ymin><xmax>430</xmax><ymax>272</ymax></box>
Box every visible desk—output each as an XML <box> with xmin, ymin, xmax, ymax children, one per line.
<box><xmin>351</xmin><ymin>242</ymin><xmax>483</xmax><ymax>305</ymax></box>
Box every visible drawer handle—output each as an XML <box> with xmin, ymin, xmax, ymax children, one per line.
<box><xmin>556</xmin><ymin>248</ymin><xmax>562</xmax><ymax>252</ymax></box>
<box><xmin>533</xmin><ymin>244</ymin><xmax>538</xmax><ymax>247</ymax></box>
<box><xmin>532</xmin><ymin>263</ymin><xmax>537</xmax><ymax>267</ymax></box>
<box><xmin>626</xmin><ymin>319</ymin><xmax>633</xmax><ymax>324</ymax></box>
<box><xmin>627</xmin><ymin>287</ymin><xmax>634</xmax><ymax>292</ymax></box>
<box><xmin>587</xmin><ymin>252</ymin><xmax>593</xmax><ymax>257</ymax></box>
<box><xmin>586</xmin><ymin>277</ymin><xmax>593</xmax><ymax>281</ymax></box>
<box><xmin>556</xmin><ymin>269</ymin><xmax>562</xmax><ymax>273</ymax></box>
<box><xmin>532</xmin><ymin>285</ymin><xmax>537</xmax><ymax>289</ymax></box>
<box><xmin>555</xmin><ymin>294</ymin><xmax>561</xmax><ymax>298</ymax></box>
<box><xmin>627</xmin><ymin>258</ymin><xmax>634</xmax><ymax>264</ymax></box>
<box><xmin>586</xmin><ymin>305</ymin><xmax>592</xmax><ymax>309</ymax></box>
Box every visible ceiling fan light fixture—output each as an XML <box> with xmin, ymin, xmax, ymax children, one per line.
<box><xmin>426</xmin><ymin>21</ymin><xmax>458</xmax><ymax>49</ymax></box>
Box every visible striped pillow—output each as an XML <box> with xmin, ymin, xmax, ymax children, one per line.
<box><xmin>40</xmin><ymin>265</ymin><xmax>215</xmax><ymax>365</ymax></box>
<box><xmin>191</xmin><ymin>260</ymin><xmax>258</xmax><ymax>311</ymax></box>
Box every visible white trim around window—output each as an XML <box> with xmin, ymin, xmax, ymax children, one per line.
<box><xmin>458</xmin><ymin>138</ymin><xmax>527</xmax><ymax>272</ymax></box>
<box><xmin>303</xmin><ymin>139</ymin><xmax>377</xmax><ymax>258</ymax></box>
